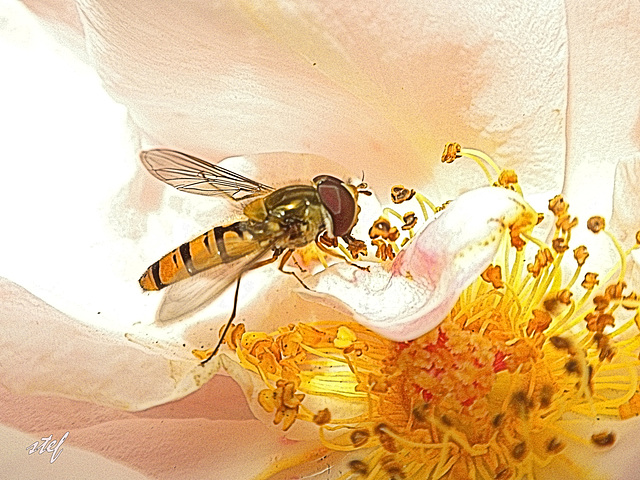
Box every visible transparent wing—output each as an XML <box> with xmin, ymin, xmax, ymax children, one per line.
<box><xmin>140</xmin><ymin>149</ymin><xmax>275</xmax><ymax>201</ymax></box>
<box><xmin>155</xmin><ymin>244</ymin><xmax>275</xmax><ymax>324</ymax></box>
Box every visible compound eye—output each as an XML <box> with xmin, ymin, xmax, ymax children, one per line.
<box><xmin>314</xmin><ymin>175</ymin><xmax>357</xmax><ymax>237</ymax></box>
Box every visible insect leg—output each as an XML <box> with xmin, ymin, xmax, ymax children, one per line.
<box><xmin>315</xmin><ymin>240</ymin><xmax>369</xmax><ymax>271</ymax></box>
<box><xmin>277</xmin><ymin>249</ymin><xmax>311</xmax><ymax>291</ymax></box>
<box><xmin>200</xmin><ymin>274</ymin><xmax>243</xmax><ymax>365</ymax></box>
<box><xmin>200</xmin><ymin>250</ymin><xmax>283</xmax><ymax>365</ymax></box>
<box><xmin>289</xmin><ymin>253</ymin><xmax>307</xmax><ymax>273</ymax></box>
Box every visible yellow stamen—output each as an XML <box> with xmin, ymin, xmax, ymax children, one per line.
<box><xmin>226</xmin><ymin>146</ymin><xmax>640</xmax><ymax>480</ymax></box>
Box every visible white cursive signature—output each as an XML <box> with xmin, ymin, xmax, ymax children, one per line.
<box><xmin>26</xmin><ymin>431</ymin><xmax>69</xmax><ymax>463</ymax></box>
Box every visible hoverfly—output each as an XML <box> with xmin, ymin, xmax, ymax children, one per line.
<box><xmin>138</xmin><ymin>149</ymin><xmax>367</xmax><ymax>363</ymax></box>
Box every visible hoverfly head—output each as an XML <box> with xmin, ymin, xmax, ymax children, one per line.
<box><xmin>313</xmin><ymin>175</ymin><xmax>359</xmax><ymax>238</ymax></box>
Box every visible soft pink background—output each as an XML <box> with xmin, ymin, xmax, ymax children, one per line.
<box><xmin>1</xmin><ymin>0</ymin><xmax>639</xmax><ymax>478</ymax></box>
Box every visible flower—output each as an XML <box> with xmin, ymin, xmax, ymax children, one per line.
<box><xmin>2</xmin><ymin>1</ymin><xmax>640</xmax><ymax>479</ymax></box>
<box><xmin>221</xmin><ymin>149</ymin><xmax>640</xmax><ymax>480</ymax></box>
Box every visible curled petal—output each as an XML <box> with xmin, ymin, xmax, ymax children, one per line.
<box><xmin>303</xmin><ymin>187</ymin><xmax>538</xmax><ymax>341</ymax></box>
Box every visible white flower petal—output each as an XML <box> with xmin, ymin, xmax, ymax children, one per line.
<box><xmin>551</xmin><ymin>416</ymin><xmax>640</xmax><ymax>480</ymax></box>
<box><xmin>7</xmin><ymin>1</ymin><xmax>640</xmax><ymax>477</ymax></box>
<box><xmin>562</xmin><ymin>1</ymin><xmax>640</xmax><ymax>221</ymax></box>
<box><xmin>0</xmin><ymin>277</ymin><xmax>222</xmax><ymax>410</ymax></box>
<box><xmin>75</xmin><ymin>0</ymin><xmax>567</xmax><ymax>199</ymax></box>
<box><xmin>0</xmin><ymin>423</ymin><xmax>149</xmax><ymax>480</ymax></box>
<box><xmin>610</xmin><ymin>156</ymin><xmax>640</xmax><ymax>290</ymax></box>
<box><xmin>304</xmin><ymin>187</ymin><xmax>537</xmax><ymax>341</ymax></box>
<box><xmin>0</xmin><ymin>375</ymin><xmax>305</xmax><ymax>480</ymax></box>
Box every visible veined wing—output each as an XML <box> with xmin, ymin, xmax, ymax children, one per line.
<box><xmin>155</xmin><ymin>243</ymin><xmax>275</xmax><ymax>324</ymax></box>
<box><xmin>140</xmin><ymin>149</ymin><xmax>275</xmax><ymax>201</ymax></box>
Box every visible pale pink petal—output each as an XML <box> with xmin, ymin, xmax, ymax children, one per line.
<box><xmin>1</xmin><ymin>423</ymin><xmax>148</xmax><ymax>480</ymax></box>
<box><xmin>552</xmin><ymin>416</ymin><xmax>640</xmax><ymax>480</ymax></box>
<box><xmin>0</xmin><ymin>375</ymin><xmax>311</xmax><ymax>480</ymax></box>
<box><xmin>304</xmin><ymin>187</ymin><xmax>538</xmax><ymax>341</ymax></box>
<box><xmin>21</xmin><ymin>0</ymin><xmax>86</xmax><ymax>58</ymax></box>
<box><xmin>75</xmin><ymin>0</ymin><xmax>568</xmax><ymax>199</ymax></box>
<box><xmin>1</xmin><ymin>0</ymin><xmax>569</xmax><ymax>338</ymax></box>
<box><xmin>610</xmin><ymin>157</ymin><xmax>640</xmax><ymax>287</ymax></box>
<box><xmin>0</xmin><ymin>278</ymin><xmax>223</xmax><ymax>409</ymax></box>
<box><xmin>563</xmin><ymin>1</ymin><xmax>640</xmax><ymax>223</ymax></box>
<box><xmin>5</xmin><ymin>1</ymin><xmax>640</xmax><ymax>479</ymax></box>
<box><xmin>559</xmin><ymin>1</ymin><xmax>640</xmax><ymax>280</ymax></box>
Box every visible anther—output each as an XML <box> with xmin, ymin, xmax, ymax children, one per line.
<box><xmin>552</xmin><ymin>237</ymin><xmax>570</xmax><ymax>253</ymax></box>
<box><xmin>402</xmin><ymin>212</ymin><xmax>418</xmax><ymax>230</ymax></box>
<box><xmin>481</xmin><ymin>265</ymin><xmax>504</xmax><ymax>289</ymax></box>
<box><xmin>564</xmin><ymin>358</ymin><xmax>581</xmax><ymax>375</ymax></box>
<box><xmin>548</xmin><ymin>195</ymin><xmax>568</xmax><ymax>216</ymax></box>
<box><xmin>313</xmin><ymin>408</ymin><xmax>331</xmax><ymax>426</ymax></box>
<box><xmin>581</xmin><ymin>272</ymin><xmax>599</xmax><ymax>289</ymax></box>
<box><xmin>545</xmin><ymin>437</ymin><xmax>565</xmax><ymax>453</ymax></box>
<box><xmin>390</xmin><ymin>186</ymin><xmax>415</xmax><ymax>204</ymax></box>
<box><xmin>498</xmin><ymin>169</ymin><xmax>518</xmax><ymax>186</ymax></box>
<box><xmin>587</xmin><ymin>216</ymin><xmax>605</xmax><ymax>233</ymax></box>
<box><xmin>573</xmin><ymin>246</ymin><xmax>589</xmax><ymax>266</ymax></box>
<box><xmin>591</xmin><ymin>431</ymin><xmax>616</xmax><ymax>447</ymax></box>
<box><xmin>412</xmin><ymin>403</ymin><xmax>430</xmax><ymax>423</ymax></box>
<box><xmin>526</xmin><ymin>310</ymin><xmax>552</xmax><ymax>336</ymax></box>
<box><xmin>605</xmin><ymin>282</ymin><xmax>626</xmax><ymax>300</ymax></box>
<box><xmin>348</xmin><ymin>460</ymin><xmax>368</xmax><ymax>475</ymax></box>
<box><xmin>539</xmin><ymin>384</ymin><xmax>554</xmax><ymax>409</ymax></box>
<box><xmin>441</xmin><ymin>142</ymin><xmax>461</xmax><ymax>163</ymax></box>
<box><xmin>350</xmin><ymin>429</ymin><xmax>370</xmax><ymax>448</ymax></box>
<box><xmin>492</xmin><ymin>413</ymin><xmax>505</xmax><ymax>428</ymax></box>
<box><xmin>511</xmin><ymin>441</ymin><xmax>527</xmax><ymax>460</ymax></box>
<box><xmin>549</xmin><ymin>336</ymin><xmax>573</xmax><ymax>351</ymax></box>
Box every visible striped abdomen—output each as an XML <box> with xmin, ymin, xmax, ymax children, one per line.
<box><xmin>139</xmin><ymin>222</ymin><xmax>259</xmax><ymax>291</ymax></box>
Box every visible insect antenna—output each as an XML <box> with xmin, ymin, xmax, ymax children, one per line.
<box><xmin>356</xmin><ymin>172</ymin><xmax>371</xmax><ymax>196</ymax></box>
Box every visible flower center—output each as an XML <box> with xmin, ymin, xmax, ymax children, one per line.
<box><xmin>211</xmin><ymin>144</ymin><xmax>640</xmax><ymax>480</ymax></box>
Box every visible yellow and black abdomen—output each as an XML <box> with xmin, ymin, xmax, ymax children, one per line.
<box><xmin>139</xmin><ymin>222</ymin><xmax>260</xmax><ymax>291</ymax></box>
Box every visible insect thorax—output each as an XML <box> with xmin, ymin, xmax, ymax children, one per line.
<box><xmin>246</xmin><ymin>185</ymin><xmax>329</xmax><ymax>249</ymax></box>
